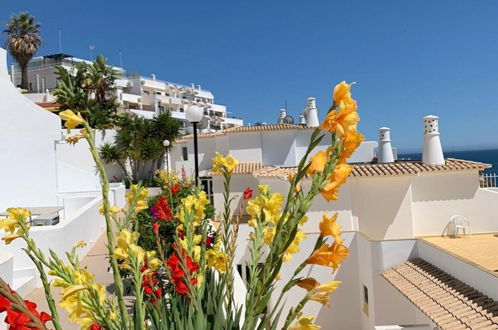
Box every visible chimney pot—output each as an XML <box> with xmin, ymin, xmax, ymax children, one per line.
<box><xmin>304</xmin><ymin>97</ymin><xmax>319</xmax><ymax>127</ymax></box>
<box><xmin>422</xmin><ymin>115</ymin><xmax>445</xmax><ymax>165</ymax></box>
<box><xmin>378</xmin><ymin>127</ymin><xmax>395</xmax><ymax>163</ymax></box>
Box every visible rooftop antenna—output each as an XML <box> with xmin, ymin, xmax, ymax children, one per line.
<box><xmin>284</xmin><ymin>99</ymin><xmax>288</xmax><ymax>111</ymax></box>
<box><xmin>118</xmin><ymin>50</ymin><xmax>123</xmax><ymax>68</ymax></box>
<box><xmin>89</xmin><ymin>45</ymin><xmax>95</xmax><ymax>60</ymax></box>
<box><xmin>58</xmin><ymin>28</ymin><xmax>62</xmax><ymax>53</ymax></box>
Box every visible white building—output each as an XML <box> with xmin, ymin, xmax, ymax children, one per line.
<box><xmin>0</xmin><ymin>48</ymin><xmax>125</xmax><ymax>301</ymax></box>
<box><xmin>170</xmin><ymin>112</ymin><xmax>498</xmax><ymax>329</ymax></box>
<box><xmin>11</xmin><ymin>53</ymin><xmax>243</xmax><ymax>132</ymax></box>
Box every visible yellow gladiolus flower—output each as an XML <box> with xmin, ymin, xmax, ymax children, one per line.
<box><xmin>6</xmin><ymin>208</ymin><xmax>31</xmax><ymax>221</ymax></box>
<box><xmin>115</xmin><ymin>229</ymin><xmax>140</xmax><ymax>260</ymax></box>
<box><xmin>309</xmin><ymin>280</ymin><xmax>342</xmax><ymax>307</ymax></box>
<box><xmin>61</xmin><ymin>284</ymin><xmax>86</xmax><ymax>300</ymax></box>
<box><xmin>212</xmin><ymin>152</ymin><xmax>239</xmax><ymax>174</ymax></box>
<box><xmin>59</xmin><ymin>110</ymin><xmax>85</xmax><ymax>133</ymax></box>
<box><xmin>283</xmin><ymin>229</ymin><xmax>306</xmax><ymax>262</ymax></box>
<box><xmin>135</xmin><ymin>200</ymin><xmax>148</xmax><ymax>212</ymax></box>
<box><xmin>206</xmin><ymin>249</ymin><xmax>228</xmax><ymax>273</ymax></box>
<box><xmin>319</xmin><ymin>213</ymin><xmax>341</xmax><ymax>238</ymax></box>
<box><xmin>1</xmin><ymin>232</ymin><xmax>21</xmax><ymax>244</ymax></box>
<box><xmin>73</xmin><ymin>240</ymin><xmax>87</xmax><ymax>249</ymax></box>
<box><xmin>289</xmin><ymin>314</ymin><xmax>321</xmax><ymax>330</ymax></box>
<box><xmin>0</xmin><ymin>218</ymin><xmax>20</xmax><ymax>234</ymax></box>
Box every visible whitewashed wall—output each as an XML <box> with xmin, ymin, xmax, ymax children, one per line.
<box><xmin>411</xmin><ymin>172</ymin><xmax>498</xmax><ymax>236</ymax></box>
<box><xmin>352</xmin><ymin>176</ymin><xmax>414</xmax><ymax>240</ymax></box>
<box><xmin>57</xmin><ymin>129</ymin><xmax>123</xmax><ymax>192</ymax></box>
<box><xmin>0</xmin><ymin>48</ymin><xmax>60</xmax><ymax>210</ymax></box>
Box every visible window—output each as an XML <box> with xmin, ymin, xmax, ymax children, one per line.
<box><xmin>144</xmin><ymin>90</ymin><xmax>150</xmax><ymax>95</ymax></box>
<box><xmin>363</xmin><ymin>285</ymin><xmax>369</xmax><ymax>316</ymax></box>
<box><xmin>182</xmin><ymin>147</ymin><xmax>188</xmax><ymax>161</ymax></box>
<box><xmin>200</xmin><ymin>177</ymin><xmax>213</xmax><ymax>204</ymax></box>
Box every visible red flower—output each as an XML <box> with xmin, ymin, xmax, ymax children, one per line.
<box><xmin>90</xmin><ymin>324</ymin><xmax>102</xmax><ymax>330</ymax></box>
<box><xmin>141</xmin><ymin>266</ymin><xmax>163</xmax><ymax>305</ymax></box>
<box><xmin>167</xmin><ymin>251</ymin><xmax>199</xmax><ymax>295</ymax></box>
<box><xmin>0</xmin><ymin>297</ymin><xmax>52</xmax><ymax>330</ymax></box>
<box><xmin>170</xmin><ymin>184</ymin><xmax>180</xmax><ymax>195</ymax></box>
<box><xmin>152</xmin><ymin>222</ymin><xmax>160</xmax><ymax>236</ymax></box>
<box><xmin>205</xmin><ymin>235</ymin><xmax>214</xmax><ymax>248</ymax></box>
<box><xmin>244</xmin><ymin>187</ymin><xmax>253</xmax><ymax>200</ymax></box>
<box><xmin>0</xmin><ymin>295</ymin><xmax>11</xmax><ymax>313</ymax></box>
<box><xmin>150</xmin><ymin>195</ymin><xmax>172</xmax><ymax>221</ymax></box>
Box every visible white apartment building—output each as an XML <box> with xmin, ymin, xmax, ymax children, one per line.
<box><xmin>10</xmin><ymin>53</ymin><xmax>243</xmax><ymax>132</ymax></box>
<box><xmin>170</xmin><ymin>107</ymin><xmax>498</xmax><ymax>329</ymax></box>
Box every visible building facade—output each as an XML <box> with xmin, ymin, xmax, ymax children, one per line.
<box><xmin>10</xmin><ymin>53</ymin><xmax>243</xmax><ymax>132</ymax></box>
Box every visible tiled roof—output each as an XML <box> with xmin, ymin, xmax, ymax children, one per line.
<box><xmin>175</xmin><ymin>124</ymin><xmax>310</xmax><ymax>143</ymax></box>
<box><xmin>210</xmin><ymin>162</ymin><xmax>263</xmax><ymax>176</ymax></box>
<box><xmin>252</xmin><ymin>158</ymin><xmax>490</xmax><ymax>179</ymax></box>
<box><xmin>381</xmin><ymin>258</ymin><xmax>498</xmax><ymax>330</ymax></box>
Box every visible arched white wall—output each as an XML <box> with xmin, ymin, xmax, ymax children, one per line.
<box><xmin>0</xmin><ymin>48</ymin><xmax>61</xmax><ymax>210</ymax></box>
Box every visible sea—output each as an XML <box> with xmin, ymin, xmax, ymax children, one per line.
<box><xmin>398</xmin><ymin>149</ymin><xmax>498</xmax><ymax>174</ymax></box>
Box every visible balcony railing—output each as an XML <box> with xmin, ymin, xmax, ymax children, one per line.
<box><xmin>481</xmin><ymin>173</ymin><xmax>498</xmax><ymax>188</ymax></box>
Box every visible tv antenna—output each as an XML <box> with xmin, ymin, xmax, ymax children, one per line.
<box><xmin>58</xmin><ymin>28</ymin><xmax>62</xmax><ymax>53</ymax></box>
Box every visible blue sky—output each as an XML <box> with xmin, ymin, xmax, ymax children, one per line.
<box><xmin>3</xmin><ymin>0</ymin><xmax>498</xmax><ymax>151</ymax></box>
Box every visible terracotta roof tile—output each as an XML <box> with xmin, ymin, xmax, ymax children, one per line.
<box><xmin>381</xmin><ymin>258</ymin><xmax>498</xmax><ymax>330</ymax></box>
<box><xmin>251</xmin><ymin>158</ymin><xmax>490</xmax><ymax>179</ymax></box>
<box><xmin>209</xmin><ymin>162</ymin><xmax>263</xmax><ymax>176</ymax></box>
<box><xmin>175</xmin><ymin>124</ymin><xmax>310</xmax><ymax>143</ymax></box>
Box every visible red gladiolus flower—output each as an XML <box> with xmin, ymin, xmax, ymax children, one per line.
<box><xmin>244</xmin><ymin>187</ymin><xmax>253</xmax><ymax>200</ymax></box>
<box><xmin>205</xmin><ymin>235</ymin><xmax>214</xmax><ymax>248</ymax></box>
<box><xmin>152</xmin><ymin>222</ymin><xmax>160</xmax><ymax>236</ymax></box>
<box><xmin>141</xmin><ymin>266</ymin><xmax>163</xmax><ymax>305</ymax></box>
<box><xmin>90</xmin><ymin>324</ymin><xmax>102</xmax><ymax>330</ymax></box>
<box><xmin>150</xmin><ymin>196</ymin><xmax>172</xmax><ymax>221</ymax></box>
<box><xmin>0</xmin><ymin>296</ymin><xmax>52</xmax><ymax>330</ymax></box>
<box><xmin>167</xmin><ymin>251</ymin><xmax>199</xmax><ymax>295</ymax></box>
<box><xmin>170</xmin><ymin>184</ymin><xmax>180</xmax><ymax>195</ymax></box>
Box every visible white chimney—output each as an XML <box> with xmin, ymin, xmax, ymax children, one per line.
<box><xmin>151</xmin><ymin>74</ymin><xmax>156</xmax><ymax>80</ymax></box>
<box><xmin>304</xmin><ymin>97</ymin><xmax>320</xmax><ymax>127</ymax></box>
<box><xmin>378</xmin><ymin>127</ymin><xmax>394</xmax><ymax>163</ymax></box>
<box><xmin>277</xmin><ymin>108</ymin><xmax>286</xmax><ymax>124</ymax></box>
<box><xmin>299</xmin><ymin>113</ymin><xmax>306</xmax><ymax>124</ymax></box>
<box><xmin>422</xmin><ymin>115</ymin><xmax>445</xmax><ymax>165</ymax></box>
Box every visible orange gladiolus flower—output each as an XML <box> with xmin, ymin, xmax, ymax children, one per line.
<box><xmin>333</xmin><ymin>81</ymin><xmax>355</xmax><ymax>106</ymax></box>
<box><xmin>306</xmin><ymin>239</ymin><xmax>349</xmax><ymax>271</ymax></box>
<box><xmin>307</xmin><ymin>150</ymin><xmax>329</xmax><ymax>175</ymax></box>
<box><xmin>319</xmin><ymin>212</ymin><xmax>341</xmax><ymax>238</ymax></box>
<box><xmin>339</xmin><ymin>131</ymin><xmax>364</xmax><ymax>163</ymax></box>
<box><xmin>319</xmin><ymin>101</ymin><xmax>359</xmax><ymax>139</ymax></box>
<box><xmin>320</xmin><ymin>163</ymin><xmax>352</xmax><ymax>201</ymax></box>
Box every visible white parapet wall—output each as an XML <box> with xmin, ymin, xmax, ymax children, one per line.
<box><xmin>0</xmin><ymin>183</ymin><xmax>125</xmax><ymax>289</ymax></box>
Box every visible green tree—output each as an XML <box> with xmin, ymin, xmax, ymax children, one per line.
<box><xmin>100</xmin><ymin>111</ymin><xmax>182</xmax><ymax>184</ymax></box>
<box><xmin>53</xmin><ymin>55</ymin><xmax>120</xmax><ymax>129</ymax></box>
<box><xmin>4</xmin><ymin>12</ymin><xmax>41</xmax><ymax>90</ymax></box>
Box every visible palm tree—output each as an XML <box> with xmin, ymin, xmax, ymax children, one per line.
<box><xmin>4</xmin><ymin>12</ymin><xmax>41</xmax><ymax>91</ymax></box>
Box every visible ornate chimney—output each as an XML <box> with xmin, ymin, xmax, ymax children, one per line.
<box><xmin>299</xmin><ymin>113</ymin><xmax>306</xmax><ymax>125</ymax></box>
<box><xmin>277</xmin><ymin>108</ymin><xmax>286</xmax><ymax>124</ymax></box>
<box><xmin>304</xmin><ymin>97</ymin><xmax>319</xmax><ymax>127</ymax></box>
<box><xmin>422</xmin><ymin>115</ymin><xmax>445</xmax><ymax>165</ymax></box>
<box><xmin>378</xmin><ymin>127</ymin><xmax>394</xmax><ymax>163</ymax></box>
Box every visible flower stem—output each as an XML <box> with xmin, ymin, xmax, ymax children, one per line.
<box><xmin>85</xmin><ymin>125</ymin><xmax>131</xmax><ymax>327</ymax></box>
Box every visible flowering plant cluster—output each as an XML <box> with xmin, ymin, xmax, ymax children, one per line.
<box><xmin>0</xmin><ymin>81</ymin><xmax>362</xmax><ymax>329</ymax></box>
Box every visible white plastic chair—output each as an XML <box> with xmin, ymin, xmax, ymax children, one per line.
<box><xmin>451</xmin><ymin>215</ymin><xmax>471</xmax><ymax>237</ymax></box>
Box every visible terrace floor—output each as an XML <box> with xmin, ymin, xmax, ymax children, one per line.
<box><xmin>420</xmin><ymin>233</ymin><xmax>498</xmax><ymax>276</ymax></box>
